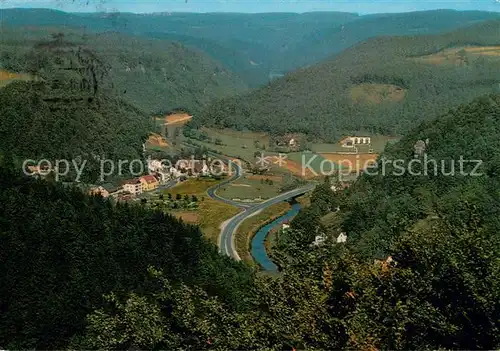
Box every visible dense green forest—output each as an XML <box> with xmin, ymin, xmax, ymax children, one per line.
<box><xmin>1</xmin><ymin>8</ymin><xmax>499</xmax><ymax>86</ymax></box>
<box><xmin>1</xmin><ymin>95</ymin><xmax>498</xmax><ymax>350</ymax></box>
<box><xmin>0</xmin><ymin>26</ymin><xmax>247</xmax><ymax>114</ymax></box>
<box><xmin>0</xmin><ymin>166</ymin><xmax>254</xmax><ymax>349</ymax></box>
<box><xmin>194</xmin><ymin>20</ymin><xmax>500</xmax><ymax>141</ymax></box>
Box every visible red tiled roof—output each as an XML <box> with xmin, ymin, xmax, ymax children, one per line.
<box><xmin>140</xmin><ymin>175</ymin><xmax>158</xmax><ymax>184</ymax></box>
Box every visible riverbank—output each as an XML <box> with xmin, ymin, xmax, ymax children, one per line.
<box><xmin>235</xmin><ymin>202</ymin><xmax>291</xmax><ymax>265</ymax></box>
<box><xmin>251</xmin><ymin>203</ymin><xmax>302</xmax><ymax>271</ymax></box>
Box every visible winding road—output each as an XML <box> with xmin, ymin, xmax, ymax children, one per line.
<box><xmin>205</xmin><ymin>159</ymin><xmax>314</xmax><ymax>260</ymax></box>
<box><xmin>205</xmin><ymin>158</ymin><xmax>252</xmax><ymax>209</ymax></box>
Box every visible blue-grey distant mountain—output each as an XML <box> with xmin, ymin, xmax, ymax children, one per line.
<box><xmin>2</xmin><ymin>8</ymin><xmax>500</xmax><ymax>86</ymax></box>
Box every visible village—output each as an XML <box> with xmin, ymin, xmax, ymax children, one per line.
<box><xmin>26</xmin><ymin>157</ymin><xmax>230</xmax><ymax>203</ymax></box>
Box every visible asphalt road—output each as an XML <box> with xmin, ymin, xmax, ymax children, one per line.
<box><xmin>206</xmin><ymin>159</ymin><xmax>252</xmax><ymax>209</ymax></box>
<box><xmin>218</xmin><ymin>183</ymin><xmax>315</xmax><ymax>260</ymax></box>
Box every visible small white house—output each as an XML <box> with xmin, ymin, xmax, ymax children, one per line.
<box><xmin>169</xmin><ymin>166</ymin><xmax>183</xmax><ymax>178</ymax></box>
<box><xmin>282</xmin><ymin>223</ymin><xmax>290</xmax><ymax>231</ymax></box>
<box><xmin>148</xmin><ymin>159</ymin><xmax>165</xmax><ymax>173</ymax></box>
<box><xmin>312</xmin><ymin>235</ymin><xmax>327</xmax><ymax>247</ymax></box>
<box><xmin>336</xmin><ymin>232</ymin><xmax>347</xmax><ymax>243</ymax></box>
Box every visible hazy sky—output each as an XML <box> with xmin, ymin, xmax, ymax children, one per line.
<box><xmin>1</xmin><ymin>0</ymin><xmax>500</xmax><ymax>14</ymax></box>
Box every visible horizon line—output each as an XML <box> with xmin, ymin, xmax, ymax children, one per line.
<box><xmin>1</xmin><ymin>6</ymin><xmax>500</xmax><ymax>15</ymax></box>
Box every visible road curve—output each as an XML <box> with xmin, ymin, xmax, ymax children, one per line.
<box><xmin>219</xmin><ymin>183</ymin><xmax>315</xmax><ymax>260</ymax></box>
<box><xmin>206</xmin><ymin>158</ymin><xmax>251</xmax><ymax>209</ymax></box>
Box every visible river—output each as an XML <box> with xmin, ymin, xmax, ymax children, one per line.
<box><xmin>250</xmin><ymin>203</ymin><xmax>301</xmax><ymax>271</ymax></box>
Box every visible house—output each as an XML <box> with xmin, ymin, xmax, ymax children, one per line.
<box><xmin>88</xmin><ymin>186</ymin><xmax>110</xmax><ymax>198</ymax></box>
<box><xmin>341</xmin><ymin>136</ymin><xmax>371</xmax><ymax>147</ymax></box>
<box><xmin>155</xmin><ymin>170</ymin><xmax>170</xmax><ymax>183</ymax></box>
<box><xmin>123</xmin><ymin>179</ymin><xmax>143</xmax><ymax>196</ymax></box>
<box><xmin>139</xmin><ymin>175</ymin><xmax>159</xmax><ymax>192</ymax></box>
<box><xmin>312</xmin><ymin>235</ymin><xmax>327</xmax><ymax>247</ymax></box>
<box><xmin>175</xmin><ymin>159</ymin><xmax>210</xmax><ymax>177</ymax></box>
<box><xmin>148</xmin><ymin>159</ymin><xmax>165</xmax><ymax>173</ymax></box>
<box><xmin>169</xmin><ymin>166</ymin><xmax>183</xmax><ymax>178</ymax></box>
<box><xmin>175</xmin><ymin>159</ymin><xmax>191</xmax><ymax>170</ymax></box>
<box><xmin>336</xmin><ymin>232</ymin><xmax>347</xmax><ymax>243</ymax></box>
<box><xmin>282</xmin><ymin>223</ymin><xmax>290</xmax><ymax>231</ymax></box>
<box><xmin>101</xmin><ymin>183</ymin><xmax>122</xmax><ymax>196</ymax></box>
<box><xmin>330</xmin><ymin>182</ymin><xmax>350</xmax><ymax>192</ymax></box>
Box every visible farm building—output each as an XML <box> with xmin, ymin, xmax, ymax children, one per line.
<box><xmin>341</xmin><ymin>136</ymin><xmax>371</xmax><ymax>147</ymax></box>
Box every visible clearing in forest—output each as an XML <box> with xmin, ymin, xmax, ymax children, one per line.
<box><xmin>350</xmin><ymin>83</ymin><xmax>406</xmax><ymax>104</ymax></box>
<box><xmin>0</xmin><ymin>69</ymin><xmax>33</xmax><ymax>88</ymax></box>
<box><xmin>412</xmin><ymin>46</ymin><xmax>500</xmax><ymax>66</ymax></box>
<box><xmin>146</xmin><ymin>133</ymin><xmax>169</xmax><ymax>148</ymax></box>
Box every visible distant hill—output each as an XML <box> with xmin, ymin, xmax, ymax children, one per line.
<box><xmin>194</xmin><ymin>20</ymin><xmax>500</xmax><ymax>141</ymax></box>
<box><xmin>285</xmin><ymin>9</ymin><xmax>500</xmax><ymax>71</ymax></box>
<box><xmin>2</xmin><ymin>9</ymin><xmax>499</xmax><ymax>86</ymax></box>
<box><xmin>0</xmin><ymin>26</ymin><xmax>248</xmax><ymax>114</ymax></box>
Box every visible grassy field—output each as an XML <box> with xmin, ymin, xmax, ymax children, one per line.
<box><xmin>163</xmin><ymin>178</ymin><xmax>240</xmax><ymax>243</ymax></box>
<box><xmin>319</xmin><ymin>152</ymin><xmax>379</xmax><ymax>173</ymax></box>
<box><xmin>350</xmin><ymin>83</ymin><xmax>406</xmax><ymax>104</ymax></box>
<box><xmin>311</xmin><ymin>135</ymin><xmax>399</xmax><ymax>153</ymax></box>
<box><xmin>198</xmin><ymin>198</ymin><xmax>240</xmax><ymax>244</ymax></box>
<box><xmin>235</xmin><ymin>202</ymin><xmax>291</xmax><ymax>265</ymax></box>
<box><xmin>185</xmin><ymin>127</ymin><xmax>269</xmax><ymax>162</ymax></box>
<box><xmin>218</xmin><ymin>175</ymin><xmax>283</xmax><ymax>201</ymax></box>
<box><xmin>412</xmin><ymin>45</ymin><xmax>500</xmax><ymax>66</ymax></box>
<box><xmin>286</xmin><ymin>152</ymin><xmax>333</xmax><ymax>177</ymax></box>
<box><xmin>165</xmin><ymin>178</ymin><xmax>222</xmax><ymax>196</ymax></box>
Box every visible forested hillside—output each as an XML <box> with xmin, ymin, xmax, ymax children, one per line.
<box><xmin>340</xmin><ymin>93</ymin><xmax>500</xmax><ymax>258</ymax></box>
<box><xmin>272</xmin><ymin>94</ymin><xmax>500</xmax><ymax>349</ymax></box>
<box><xmin>195</xmin><ymin>20</ymin><xmax>500</xmax><ymax>141</ymax></box>
<box><xmin>0</xmin><ymin>26</ymin><xmax>247</xmax><ymax>114</ymax></box>
<box><xmin>0</xmin><ymin>31</ymin><xmax>152</xmax><ymax>181</ymax></box>
<box><xmin>1</xmin><ymin>8</ymin><xmax>499</xmax><ymax>86</ymax></box>
<box><xmin>0</xmin><ymin>166</ymin><xmax>254</xmax><ymax>349</ymax></box>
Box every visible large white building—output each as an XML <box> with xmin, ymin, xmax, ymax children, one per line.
<box><xmin>342</xmin><ymin>136</ymin><xmax>371</xmax><ymax>147</ymax></box>
<box><xmin>123</xmin><ymin>179</ymin><xmax>143</xmax><ymax>195</ymax></box>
